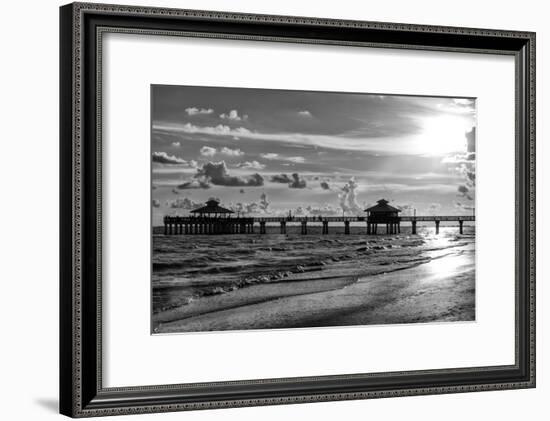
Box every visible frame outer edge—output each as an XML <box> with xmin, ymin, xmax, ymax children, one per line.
<box><xmin>60</xmin><ymin>2</ymin><xmax>537</xmax><ymax>417</ymax></box>
<box><xmin>60</xmin><ymin>3</ymin><xmax>77</xmax><ymax>418</ymax></box>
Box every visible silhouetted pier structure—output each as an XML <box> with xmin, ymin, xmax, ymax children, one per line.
<box><xmin>365</xmin><ymin>199</ymin><xmax>401</xmax><ymax>235</ymax></box>
<box><xmin>163</xmin><ymin>199</ymin><xmax>474</xmax><ymax>236</ymax></box>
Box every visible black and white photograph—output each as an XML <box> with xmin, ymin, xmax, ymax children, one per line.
<box><xmin>151</xmin><ymin>86</ymin><xmax>477</xmax><ymax>333</ymax></box>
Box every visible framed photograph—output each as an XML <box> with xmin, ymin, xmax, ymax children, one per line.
<box><xmin>60</xmin><ymin>2</ymin><xmax>535</xmax><ymax>417</ymax></box>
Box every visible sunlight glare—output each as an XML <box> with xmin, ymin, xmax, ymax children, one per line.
<box><xmin>417</xmin><ymin>115</ymin><xmax>473</xmax><ymax>156</ymax></box>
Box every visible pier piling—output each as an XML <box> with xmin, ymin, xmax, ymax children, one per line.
<box><xmin>344</xmin><ymin>220</ymin><xmax>350</xmax><ymax>235</ymax></box>
<box><xmin>435</xmin><ymin>220</ymin><xmax>440</xmax><ymax>235</ymax></box>
<box><xmin>459</xmin><ymin>220</ymin><xmax>464</xmax><ymax>235</ymax></box>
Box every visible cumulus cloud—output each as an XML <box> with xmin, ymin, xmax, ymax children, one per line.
<box><xmin>229</xmin><ymin>202</ymin><xmax>259</xmax><ymax>215</ymax></box>
<box><xmin>227</xmin><ymin>193</ymin><xmax>271</xmax><ymax>215</ymax></box>
<box><xmin>260</xmin><ymin>153</ymin><xmax>279</xmax><ymax>160</ymax></box>
<box><xmin>185</xmin><ymin>107</ymin><xmax>214</xmax><ymax>116</ymax></box>
<box><xmin>288</xmin><ymin>173</ymin><xmax>307</xmax><ymax>188</ymax></box>
<box><xmin>220</xmin><ymin>110</ymin><xmax>247</xmax><ymax>121</ymax></box>
<box><xmin>168</xmin><ymin>197</ymin><xmax>204</xmax><ymax>210</ymax></box>
<box><xmin>152</xmin><ymin>151</ymin><xmax>187</xmax><ymax>165</ymax></box>
<box><xmin>171</xmin><ymin>141</ymin><xmax>180</xmax><ymax>147</ymax></box>
<box><xmin>237</xmin><ymin>161</ymin><xmax>266</xmax><ymax>170</ymax></box>
<box><xmin>298</xmin><ymin>110</ymin><xmax>312</xmax><ymax>117</ymax></box>
<box><xmin>457</xmin><ymin>184</ymin><xmax>473</xmax><ymax>201</ymax></box>
<box><xmin>259</xmin><ymin>192</ymin><xmax>270</xmax><ymax>213</ymax></box>
<box><xmin>338</xmin><ymin>177</ymin><xmax>362</xmax><ymax>215</ymax></box>
<box><xmin>270</xmin><ymin>174</ymin><xmax>292</xmax><ymax>184</ymax></box>
<box><xmin>195</xmin><ymin>161</ymin><xmax>264</xmax><ymax>187</ymax></box>
<box><xmin>269</xmin><ymin>173</ymin><xmax>306</xmax><ymax>188</ymax></box>
<box><xmin>152</xmin><ymin>199</ymin><xmax>161</xmax><ymax>208</ymax></box>
<box><xmin>396</xmin><ymin>203</ymin><xmax>414</xmax><ymax>216</ymax></box>
<box><xmin>220</xmin><ymin>147</ymin><xmax>244</xmax><ymax>157</ymax></box>
<box><xmin>164</xmin><ymin>122</ymin><xmax>252</xmax><ymax>137</ymax></box>
<box><xmin>443</xmin><ymin>127</ymin><xmax>476</xmax><ymax>201</ymax></box>
<box><xmin>200</xmin><ymin>146</ymin><xmax>217</xmax><ymax>157</ymax></box>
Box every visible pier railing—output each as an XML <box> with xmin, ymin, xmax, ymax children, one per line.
<box><xmin>162</xmin><ymin>215</ymin><xmax>474</xmax><ymax>236</ymax></box>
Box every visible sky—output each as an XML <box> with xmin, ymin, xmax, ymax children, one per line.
<box><xmin>151</xmin><ymin>85</ymin><xmax>476</xmax><ymax>226</ymax></box>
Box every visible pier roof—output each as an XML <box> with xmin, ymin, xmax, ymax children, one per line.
<box><xmin>365</xmin><ymin>199</ymin><xmax>402</xmax><ymax>213</ymax></box>
<box><xmin>190</xmin><ymin>199</ymin><xmax>234</xmax><ymax>214</ymax></box>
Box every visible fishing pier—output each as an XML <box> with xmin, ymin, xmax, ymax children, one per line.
<box><xmin>162</xmin><ymin>199</ymin><xmax>474</xmax><ymax>236</ymax></box>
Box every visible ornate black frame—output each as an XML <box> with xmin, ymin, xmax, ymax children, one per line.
<box><xmin>59</xmin><ymin>2</ymin><xmax>536</xmax><ymax>417</ymax></box>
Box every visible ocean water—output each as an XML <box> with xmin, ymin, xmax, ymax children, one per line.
<box><xmin>152</xmin><ymin>225</ymin><xmax>475</xmax><ymax>332</ymax></box>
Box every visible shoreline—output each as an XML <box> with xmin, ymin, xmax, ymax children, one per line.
<box><xmin>153</xmin><ymin>237</ymin><xmax>474</xmax><ymax>333</ymax></box>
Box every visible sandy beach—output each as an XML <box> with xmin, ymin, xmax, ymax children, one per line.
<box><xmin>152</xmin><ymin>226</ymin><xmax>475</xmax><ymax>333</ymax></box>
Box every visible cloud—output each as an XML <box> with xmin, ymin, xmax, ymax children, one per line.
<box><xmin>177</xmin><ymin>179</ymin><xmax>211</xmax><ymax>190</ymax></box>
<box><xmin>220</xmin><ymin>147</ymin><xmax>244</xmax><ymax>157</ymax></box>
<box><xmin>153</xmin><ymin>122</ymin><xmax>422</xmax><ymax>154</ymax></box>
<box><xmin>457</xmin><ymin>184</ymin><xmax>473</xmax><ymax>200</ymax></box>
<box><xmin>169</xmin><ymin>197</ymin><xmax>204</xmax><ymax>210</ymax></box>
<box><xmin>304</xmin><ymin>204</ymin><xmax>341</xmax><ymax>216</ymax></box>
<box><xmin>443</xmin><ymin>127</ymin><xmax>476</xmax><ymax>199</ymax></box>
<box><xmin>455</xmin><ymin>201</ymin><xmax>474</xmax><ymax>212</ymax></box>
<box><xmin>453</xmin><ymin>98</ymin><xmax>474</xmax><ymax>106</ymax></box>
<box><xmin>152</xmin><ymin>199</ymin><xmax>161</xmax><ymax>208</ymax></box>
<box><xmin>338</xmin><ymin>177</ymin><xmax>362</xmax><ymax>214</ymax></box>
<box><xmin>237</xmin><ymin>161</ymin><xmax>266</xmax><ymax>170</ymax></box>
<box><xmin>320</xmin><ymin>181</ymin><xmax>331</xmax><ymax>190</ymax></box>
<box><xmin>270</xmin><ymin>174</ymin><xmax>292</xmax><ymax>183</ymax></box>
<box><xmin>228</xmin><ymin>193</ymin><xmax>271</xmax><ymax>215</ymax></box>
<box><xmin>269</xmin><ymin>173</ymin><xmax>306</xmax><ymax>188</ymax></box>
<box><xmin>152</xmin><ymin>151</ymin><xmax>187</xmax><ymax>165</ymax></box>
<box><xmin>171</xmin><ymin>141</ymin><xmax>180</xmax><ymax>147</ymax></box>
<box><xmin>220</xmin><ymin>110</ymin><xmax>247</xmax><ymax>121</ymax></box>
<box><xmin>259</xmin><ymin>192</ymin><xmax>270</xmax><ymax>213</ymax></box>
<box><xmin>298</xmin><ymin>110</ymin><xmax>312</xmax><ymax>117</ymax></box>
<box><xmin>229</xmin><ymin>202</ymin><xmax>258</xmax><ymax>215</ymax></box>
<box><xmin>289</xmin><ymin>173</ymin><xmax>307</xmax><ymax>188</ymax></box>
<box><xmin>200</xmin><ymin>146</ymin><xmax>217</xmax><ymax>157</ymax></box>
<box><xmin>195</xmin><ymin>161</ymin><xmax>264</xmax><ymax>187</ymax></box>
<box><xmin>260</xmin><ymin>153</ymin><xmax>304</xmax><ymax>163</ymax></box>
<box><xmin>185</xmin><ymin>107</ymin><xmax>214</xmax><ymax>116</ymax></box>
<box><xmin>396</xmin><ymin>203</ymin><xmax>414</xmax><ymax>216</ymax></box>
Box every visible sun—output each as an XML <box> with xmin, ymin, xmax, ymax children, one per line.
<box><xmin>417</xmin><ymin>115</ymin><xmax>473</xmax><ymax>156</ymax></box>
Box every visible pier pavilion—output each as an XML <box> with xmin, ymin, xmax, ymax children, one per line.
<box><xmin>365</xmin><ymin>199</ymin><xmax>402</xmax><ymax>234</ymax></box>
<box><xmin>190</xmin><ymin>199</ymin><xmax>234</xmax><ymax>217</ymax></box>
<box><xmin>164</xmin><ymin>199</ymin><xmax>254</xmax><ymax>235</ymax></box>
